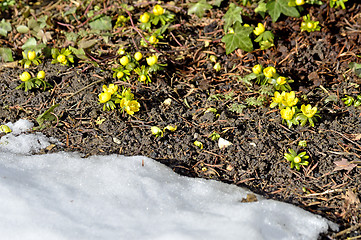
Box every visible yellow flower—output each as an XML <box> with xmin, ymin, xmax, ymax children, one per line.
<box><xmin>139</xmin><ymin>12</ymin><xmax>150</xmax><ymax>23</ymax></box>
<box><xmin>282</xmin><ymin>91</ymin><xmax>298</xmax><ymax>107</ymax></box>
<box><xmin>116</xmin><ymin>71</ymin><xmax>124</xmax><ymax>79</ymax></box>
<box><xmin>57</xmin><ymin>54</ymin><xmax>67</xmax><ymax>64</ymax></box>
<box><xmin>263</xmin><ymin>66</ymin><xmax>276</xmax><ymax>78</ymax></box>
<box><xmin>151</xmin><ymin>126</ymin><xmax>163</xmax><ymax>137</ymax></box>
<box><xmin>146</xmin><ymin>55</ymin><xmax>158</xmax><ymax>66</ymax></box>
<box><xmin>102</xmin><ymin>84</ymin><xmax>118</xmax><ymax>95</ymax></box>
<box><xmin>20</xmin><ymin>72</ymin><xmax>31</xmax><ymax>82</ymax></box>
<box><xmin>252</xmin><ymin>64</ymin><xmax>262</xmax><ymax>75</ymax></box>
<box><xmin>301</xmin><ymin>104</ymin><xmax>317</xmax><ymax>118</ymax></box>
<box><xmin>37</xmin><ymin>71</ymin><xmax>45</xmax><ymax>79</ymax></box>
<box><xmin>120</xmin><ymin>99</ymin><xmax>140</xmax><ymax>115</ymax></box>
<box><xmin>139</xmin><ymin>75</ymin><xmax>147</xmax><ymax>82</ymax></box>
<box><xmin>295</xmin><ymin>0</ymin><xmax>305</xmax><ymax>5</ymax></box>
<box><xmin>272</xmin><ymin>91</ymin><xmax>284</xmax><ymax>103</ymax></box>
<box><xmin>99</xmin><ymin>92</ymin><xmax>111</xmax><ymax>103</ymax></box>
<box><xmin>276</xmin><ymin>76</ymin><xmax>287</xmax><ymax>85</ymax></box>
<box><xmin>253</xmin><ymin>23</ymin><xmax>265</xmax><ymax>36</ymax></box>
<box><xmin>120</xmin><ymin>56</ymin><xmax>129</xmax><ymax>66</ymax></box>
<box><xmin>134</xmin><ymin>52</ymin><xmax>143</xmax><ymax>61</ymax></box>
<box><xmin>280</xmin><ymin>107</ymin><xmax>295</xmax><ymax>120</ymax></box>
<box><xmin>27</xmin><ymin>51</ymin><xmax>36</xmax><ymax>61</ymax></box>
<box><xmin>294</xmin><ymin>156</ymin><xmax>302</xmax><ymax>163</ymax></box>
<box><xmin>148</xmin><ymin>35</ymin><xmax>159</xmax><ymax>45</ymax></box>
<box><xmin>153</xmin><ymin>4</ymin><xmax>164</xmax><ymax>16</ymax></box>
<box><xmin>117</xmin><ymin>48</ymin><xmax>125</xmax><ymax>55</ymax></box>
<box><xmin>0</xmin><ymin>125</ymin><xmax>12</xmax><ymax>134</ymax></box>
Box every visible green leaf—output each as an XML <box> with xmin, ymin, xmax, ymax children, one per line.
<box><xmin>0</xmin><ymin>19</ymin><xmax>11</xmax><ymax>37</ymax></box>
<box><xmin>22</xmin><ymin>37</ymin><xmax>46</xmax><ymax>53</ymax></box>
<box><xmin>255</xmin><ymin>0</ymin><xmax>267</xmax><ymax>15</ymax></box>
<box><xmin>35</xmin><ymin>105</ymin><xmax>59</xmax><ymax>130</ymax></box>
<box><xmin>267</xmin><ymin>0</ymin><xmax>300</xmax><ymax>22</ymax></box>
<box><xmin>16</xmin><ymin>25</ymin><xmax>29</xmax><ymax>33</ymax></box>
<box><xmin>221</xmin><ymin>22</ymin><xmax>253</xmax><ymax>54</ymax></box>
<box><xmin>188</xmin><ymin>0</ymin><xmax>212</xmax><ymax>18</ymax></box>
<box><xmin>223</xmin><ymin>3</ymin><xmax>243</xmax><ymax>31</ymax></box>
<box><xmin>210</xmin><ymin>0</ymin><xmax>223</xmax><ymax>7</ymax></box>
<box><xmin>0</xmin><ymin>48</ymin><xmax>13</xmax><ymax>62</ymax></box>
<box><xmin>89</xmin><ymin>16</ymin><xmax>112</xmax><ymax>31</ymax></box>
<box><xmin>349</xmin><ymin>62</ymin><xmax>361</xmax><ymax>78</ymax></box>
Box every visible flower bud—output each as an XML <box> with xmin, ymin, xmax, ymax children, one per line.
<box><xmin>120</xmin><ymin>56</ymin><xmax>129</xmax><ymax>66</ymax></box>
<box><xmin>153</xmin><ymin>5</ymin><xmax>164</xmax><ymax>16</ymax></box>
<box><xmin>134</xmin><ymin>52</ymin><xmax>143</xmax><ymax>61</ymax></box>
<box><xmin>146</xmin><ymin>55</ymin><xmax>158</xmax><ymax>66</ymax></box>
<box><xmin>252</xmin><ymin>64</ymin><xmax>262</xmax><ymax>75</ymax></box>
<box><xmin>20</xmin><ymin>72</ymin><xmax>31</xmax><ymax>82</ymax></box>
<box><xmin>117</xmin><ymin>71</ymin><xmax>124</xmax><ymax>79</ymax></box>
<box><xmin>37</xmin><ymin>71</ymin><xmax>45</xmax><ymax>79</ymax></box>
<box><xmin>263</xmin><ymin>66</ymin><xmax>276</xmax><ymax>78</ymax></box>
<box><xmin>27</xmin><ymin>51</ymin><xmax>36</xmax><ymax>61</ymax></box>
<box><xmin>57</xmin><ymin>54</ymin><xmax>66</xmax><ymax>64</ymax></box>
<box><xmin>139</xmin><ymin>12</ymin><xmax>150</xmax><ymax>23</ymax></box>
<box><xmin>253</xmin><ymin>23</ymin><xmax>265</xmax><ymax>36</ymax></box>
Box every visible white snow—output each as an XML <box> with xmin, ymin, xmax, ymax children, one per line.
<box><xmin>0</xmin><ymin>120</ymin><xmax>337</xmax><ymax>240</ymax></box>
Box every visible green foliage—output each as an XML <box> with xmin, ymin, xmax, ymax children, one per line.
<box><xmin>0</xmin><ymin>19</ymin><xmax>11</xmax><ymax>37</ymax></box>
<box><xmin>246</xmin><ymin>96</ymin><xmax>265</xmax><ymax>106</ymax></box>
<box><xmin>21</xmin><ymin>37</ymin><xmax>46</xmax><ymax>53</ymax></box>
<box><xmin>34</xmin><ymin>105</ymin><xmax>59</xmax><ymax>130</ymax></box>
<box><xmin>223</xmin><ymin>3</ymin><xmax>243</xmax><ymax>31</ymax></box>
<box><xmin>0</xmin><ymin>48</ymin><xmax>13</xmax><ymax>62</ymax></box>
<box><xmin>229</xmin><ymin>103</ymin><xmax>247</xmax><ymax>113</ymax></box>
<box><xmin>221</xmin><ymin>22</ymin><xmax>253</xmax><ymax>54</ymax></box>
<box><xmin>300</xmin><ymin>14</ymin><xmax>321</xmax><ymax>32</ymax></box>
<box><xmin>187</xmin><ymin>0</ymin><xmax>213</xmax><ymax>18</ymax></box>
<box><xmin>284</xmin><ymin>148</ymin><xmax>309</xmax><ymax>171</ymax></box>
<box><xmin>51</xmin><ymin>48</ymin><xmax>75</xmax><ymax>66</ymax></box>
<box><xmin>266</xmin><ymin>0</ymin><xmax>300</xmax><ymax>22</ymax></box>
<box><xmin>0</xmin><ymin>0</ymin><xmax>15</xmax><ymax>10</ymax></box>
<box><xmin>330</xmin><ymin>0</ymin><xmax>348</xmax><ymax>9</ymax></box>
<box><xmin>89</xmin><ymin>16</ymin><xmax>112</xmax><ymax>31</ymax></box>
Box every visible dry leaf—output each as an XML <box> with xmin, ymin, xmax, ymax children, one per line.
<box><xmin>333</xmin><ymin>158</ymin><xmax>357</xmax><ymax>172</ymax></box>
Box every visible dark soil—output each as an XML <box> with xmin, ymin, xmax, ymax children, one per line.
<box><xmin>1</xmin><ymin>1</ymin><xmax>361</xmax><ymax>239</ymax></box>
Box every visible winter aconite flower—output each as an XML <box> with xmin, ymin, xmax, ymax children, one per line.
<box><xmin>282</xmin><ymin>91</ymin><xmax>298</xmax><ymax>107</ymax></box>
<box><xmin>57</xmin><ymin>54</ymin><xmax>67</xmax><ymax>64</ymax></box>
<box><xmin>139</xmin><ymin>12</ymin><xmax>150</xmax><ymax>23</ymax></box>
<box><xmin>252</xmin><ymin>64</ymin><xmax>262</xmax><ymax>75</ymax></box>
<box><xmin>20</xmin><ymin>72</ymin><xmax>31</xmax><ymax>82</ymax></box>
<box><xmin>253</xmin><ymin>23</ymin><xmax>265</xmax><ymax>36</ymax></box>
<box><xmin>151</xmin><ymin>126</ymin><xmax>163</xmax><ymax>137</ymax></box>
<box><xmin>284</xmin><ymin>148</ymin><xmax>309</xmax><ymax>171</ymax></box>
<box><xmin>270</xmin><ymin>91</ymin><xmax>285</xmax><ymax>108</ymax></box>
<box><xmin>134</xmin><ymin>52</ymin><xmax>143</xmax><ymax>61</ymax></box>
<box><xmin>280</xmin><ymin>107</ymin><xmax>295</xmax><ymax>120</ymax></box>
<box><xmin>37</xmin><ymin>71</ymin><xmax>45</xmax><ymax>80</ymax></box>
<box><xmin>263</xmin><ymin>66</ymin><xmax>276</xmax><ymax>78</ymax></box>
<box><xmin>27</xmin><ymin>51</ymin><xmax>36</xmax><ymax>61</ymax></box>
<box><xmin>295</xmin><ymin>0</ymin><xmax>305</xmax><ymax>5</ymax></box>
<box><xmin>148</xmin><ymin>35</ymin><xmax>159</xmax><ymax>45</ymax></box>
<box><xmin>99</xmin><ymin>92</ymin><xmax>111</xmax><ymax>103</ymax></box>
<box><xmin>120</xmin><ymin>99</ymin><xmax>140</xmax><ymax>115</ymax></box>
<box><xmin>146</xmin><ymin>55</ymin><xmax>158</xmax><ymax>66</ymax></box>
<box><xmin>102</xmin><ymin>84</ymin><xmax>118</xmax><ymax>95</ymax></box>
<box><xmin>276</xmin><ymin>76</ymin><xmax>287</xmax><ymax>85</ymax></box>
<box><xmin>120</xmin><ymin>56</ymin><xmax>129</xmax><ymax>66</ymax></box>
<box><xmin>301</xmin><ymin>104</ymin><xmax>317</xmax><ymax>118</ymax></box>
<box><xmin>153</xmin><ymin>5</ymin><xmax>165</xmax><ymax>16</ymax></box>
